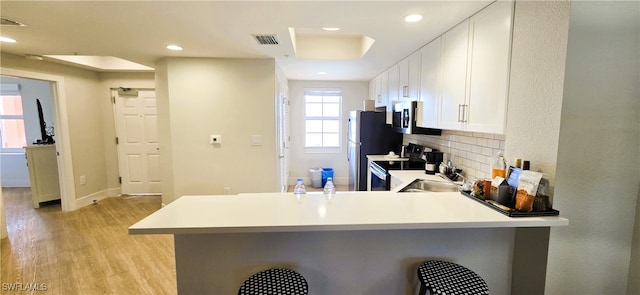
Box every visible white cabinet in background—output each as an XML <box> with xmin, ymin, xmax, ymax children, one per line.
<box><xmin>438</xmin><ymin>1</ymin><xmax>513</xmax><ymax>134</ymax></box>
<box><xmin>465</xmin><ymin>0</ymin><xmax>513</xmax><ymax>134</ymax></box>
<box><xmin>376</xmin><ymin>73</ymin><xmax>388</xmax><ymax>108</ymax></box>
<box><xmin>398</xmin><ymin>51</ymin><xmax>421</xmax><ymax>101</ymax></box>
<box><xmin>417</xmin><ymin>37</ymin><xmax>442</xmax><ymax>129</ymax></box>
<box><xmin>387</xmin><ymin>64</ymin><xmax>400</xmax><ymax>104</ymax></box>
<box><xmin>25</xmin><ymin>145</ymin><xmax>61</xmax><ymax>208</ymax></box>
<box><xmin>368</xmin><ymin>76</ymin><xmax>376</xmax><ymax>101</ymax></box>
<box><xmin>439</xmin><ymin>19</ymin><xmax>470</xmax><ymax>131</ymax></box>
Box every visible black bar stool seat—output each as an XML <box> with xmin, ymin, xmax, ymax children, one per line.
<box><xmin>417</xmin><ymin>260</ymin><xmax>489</xmax><ymax>295</ymax></box>
<box><xmin>238</xmin><ymin>268</ymin><xmax>308</xmax><ymax>295</ymax></box>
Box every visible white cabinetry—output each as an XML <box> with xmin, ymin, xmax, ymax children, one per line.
<box><xmin>387</xmin><ymin>64</ymin><xmax>400</xmax><ymax>103</ymax></box>
<box><xmin>438</xmin><ymin>1</ymin><xmax>513</xmax><ymax>134</ymax></box>
<box><xmin>439</xmin><ymin>19</ymin><xmax>471</xmax><ymax>131</ymax></box>
<box><xmin>25</xmin><ymin>145</ymin><xmax>61</xmax><ymax>208</ymax></box>
<box><xmin>398</xmin><ymin>52</ymin><xmax>421</xmax><ymax>101</ymax></box>
<box><xmin>368</xmin><ymin>76</ymin><xmax>377</xmax><ymax>101</ymax></box>
<box><xmin>418</xmin><ymin>37</ymin><xmax>442</xmax><ymax>129</ymax></box>
<box><xmin>465</xmin><ymin>1</ymin><xmax>513</xmax><ymax>134</ymax></box>
<box><xmin>369</xmin><ymin>74</ymin><xmax>384</xmax><ymax>107</ymax></box>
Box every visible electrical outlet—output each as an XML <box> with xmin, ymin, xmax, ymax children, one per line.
<box><xmin>80</xmin><ymin>175</ymin><xmax>86</xmax><ymax>185</ymax></box>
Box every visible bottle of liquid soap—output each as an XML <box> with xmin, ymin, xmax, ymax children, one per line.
<box><xmin>491</xmin><ymin>152</ymin><xmax>507</xmax><ymax>179</ymax></box>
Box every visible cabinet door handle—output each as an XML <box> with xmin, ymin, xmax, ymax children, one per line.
<box><xmin>461</xmin><ymin>104</ymin><xmax>468</xmax><ymax>123</ymax></box>
<box><xmin>458</xmin><ymin>104</ymin><xmax>464</xmax><ymax>122</ymax></box>
<box><xmin>403</xmin><ymin>86</ymin><xmax>409</xmax><ymax>97</ymax></box>
<box><xmin>377</xmin><ymin>94</ymin><xmax>381</xmax><ymax>103</ymax></box>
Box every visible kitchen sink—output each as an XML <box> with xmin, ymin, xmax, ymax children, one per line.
<box><xmin>398</xmin><ymin>179</ymin><xmax>460</xmax><ymax>193</ymax></box>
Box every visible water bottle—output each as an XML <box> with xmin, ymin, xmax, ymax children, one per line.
<box><xmin>323</xmin><ymin>177</ymin><xmax>336</xmax><ymax>195</ymax></box>
<box><xmin>293</xmin><ymin>177</ymin><xmax>306</xmax><ymax>195</ymax></box>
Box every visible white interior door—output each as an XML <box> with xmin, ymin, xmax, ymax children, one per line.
<box><xmin>113</xmin><ymin>89</ymin><xmax>161</xmax><ymax>195</ymax></box>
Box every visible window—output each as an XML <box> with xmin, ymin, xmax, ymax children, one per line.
<box><xmin>0</xmin><ymin>84</ymin><xmax>27</xmax><ymax>152</ymax></box>
<box><xmin>304</xmin><ymin>90</ymin><xmax>341</xmax><ymax>149</ymax></box>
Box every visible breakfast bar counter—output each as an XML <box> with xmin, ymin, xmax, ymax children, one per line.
<box><xmin>129</xmin><ymin>191</ymin><xmax>567</xmax><ymax>294</ymax></box>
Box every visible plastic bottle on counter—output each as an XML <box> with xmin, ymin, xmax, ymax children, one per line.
<box><xmin>293</xmin><ymin>177</ymin><xmax>307</xmax><ymax>195</ymax></box>
<box><xmin>491</xmin><ymin>152</ymin><xmax>507</xmax><ymax>179</ymax></box>
<box><xmin>323</xmin><ymin>177</ymin><xmax>336</xmax><ymax>195</ymax></box>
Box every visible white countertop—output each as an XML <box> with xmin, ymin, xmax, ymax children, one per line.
<box><xmin>129</xmin><ymin>190</ymin><xmax>568</xmax><ymax>235</ymax></box>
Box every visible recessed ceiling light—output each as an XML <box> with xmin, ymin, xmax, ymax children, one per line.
<box><xmin>322</xmin><ymin>27</ymin><xmax>341</xmax><ymax>31</ymax></box>
<box><xmin>404</xmin><ymin>14</ymin><xmax>423</xmax><ymax>23</ymax></box>
<box><xmin>166</xmin><ymin>44</ymin><xmax>183</xmax><ymax>51</ymax></box>
<box><xmin>317</xmin><ymin>72</ymin><xmax>327</xmax><ymax>75</ymax></box>
<box><xmin>0</xmin><ymin>36</ymin><xmax>17</xmax><ymax>43</ymax></box>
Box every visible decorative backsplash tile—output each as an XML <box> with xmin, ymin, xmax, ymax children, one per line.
<box><xmin>404</xmin><ymin>130</ymin><xmax>506</xmax><ymax>181</ymax></box>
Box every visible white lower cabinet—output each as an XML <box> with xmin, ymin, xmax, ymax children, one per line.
<box><xmin>25</xmin><ymin>145</ymin><xmax>61</xmax><ymax>208</ymax></box>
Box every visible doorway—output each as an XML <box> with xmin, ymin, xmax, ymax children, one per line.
<box><xmin>0</xmin><ymin>68</ymin><xmax>75</xmax><ymax>212</ymax></box>
<box><xmin>112</xmin><ymin>88</ymin><xmax>161</xmax><ymax>195</ymax></box>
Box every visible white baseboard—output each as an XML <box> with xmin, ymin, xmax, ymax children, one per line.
<box><xmin>75</xmin><ymin>187</ymin><xmax>120</xmax><ymax>208</ymax></box>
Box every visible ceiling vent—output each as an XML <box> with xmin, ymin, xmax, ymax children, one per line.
<box><xmin>1</xmin><ymin>18</ymin><xmax>26</xmax><ymax>26</ymax></box>
<box><xmin>253</xmin><ymin>34</ymin><xmax>279</xmax><ymax>45</ymax></box>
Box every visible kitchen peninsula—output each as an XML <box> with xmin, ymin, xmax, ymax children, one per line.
<box><xmin>130</xmin><ymin>189</ymin><xmax>567</xmax><ymax>294</ymax></box>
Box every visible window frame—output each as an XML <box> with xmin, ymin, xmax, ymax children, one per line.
<box><xmin>0</xmin><ymin>84</ymin><xmax>27</xmax><ymax>153</ymax></box>
<box><xmin>303</xmin><ymin>89</ymin><xmax>342</xmax><ymax>153</ymax></box>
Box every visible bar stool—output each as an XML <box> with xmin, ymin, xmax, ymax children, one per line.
<box><xmin>417</xmin><ymin>260</ymin><xmax>489</xmax><ymax>295</ymax></box>
<box><xmin>238</xmin><ymin>268</ymin><xmax>308</xmax><ymax>295</ymax></box>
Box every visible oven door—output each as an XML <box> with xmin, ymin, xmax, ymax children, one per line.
<box><xmin>370</xmin><ymin>161</ymin><xmax>390</xmax><ymax>191</ymax></box>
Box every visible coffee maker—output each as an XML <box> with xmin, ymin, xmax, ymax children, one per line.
<box><xmin>425</xmin><ymin>151</ymin><xmax>443</xmax><ymax>174</ymax></box>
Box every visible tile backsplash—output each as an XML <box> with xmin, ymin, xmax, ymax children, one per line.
<box><xmin>404</xmin><ymin>130</ymin><xmax>506</xmax><ymax>181</ymax></box>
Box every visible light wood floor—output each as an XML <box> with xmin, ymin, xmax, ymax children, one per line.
<box><xmin>1</xmin><ymin>188</ymin><xmax>176</xmax><ymax>294</ymax></box>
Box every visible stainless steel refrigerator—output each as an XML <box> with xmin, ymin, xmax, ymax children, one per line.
<box><xmin>348</xmin><ymin>111</ymin><xmax>403</xmax><ymax>191</ymax></box>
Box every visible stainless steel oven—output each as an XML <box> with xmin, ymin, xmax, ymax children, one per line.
<box><xmin>369</xmin><ymin>143</ymin><xmax>428</xmax><ymax>191</ymax></box>
<box><xmin>370</xmin><ymin>161</ymin><xmax>390</xmax><ymax>191</ymax></box>
<box><xmin>370</xmin><ymin>159</ymin><xmax>427</xmax><ymax>191</ymax></box>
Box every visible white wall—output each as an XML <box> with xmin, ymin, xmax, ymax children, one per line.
<box><xmin>287</xmin><ymin>80</ymin><xmax>368</xmax><ymax>186</ymax></box>
<box><xmin>547</xmin><ymin>1</ymin><xmax>639</xmax><ymax>294</ymax></box>
<box><xmin>0</xmin><ymin>76</ymin><xmax>54</xmax><ymax>187</ymax></box>
<box><xmin>156</xmin><ymin>58</ymin><xmax>278</xmax><ymax>204</ymax></box>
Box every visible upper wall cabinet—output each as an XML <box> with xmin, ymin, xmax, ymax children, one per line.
<box><xmin>438</xmin><ymin>1</ymin><xmax>513</xmax><ymax>134</ymax></box>
<box><xmin>464</xmin><ymin>1</ymin><xmax>513</xmax><ymax>134</ymax></box>
<box><xmin>438</xmin><ymin>19</ymin><xmax>471</xmax><ymax>131</ymax></box>
<box><xmin>368</xmin><ymin>72</ymin><xmax>389</xmax><ymax>108</ymax></box>
<box><xmin>398</xmin><ymin>51</ymin><xmax>421</xmax><ymax>102</ymax></box>
<box><xmin>387</xmin><ymin>64</ymin><xmax>400</xmax><ymax>104</ymax></box>
<box><xmin>417</xmin><ymin>36</ymin><xmax>442</xmax><ymax>129</ymax></box>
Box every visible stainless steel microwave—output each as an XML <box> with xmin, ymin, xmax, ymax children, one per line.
<box><xmin>391</xmin><ymin>101</ymin><xmax>442</xmax><ymax>135</ymax></box>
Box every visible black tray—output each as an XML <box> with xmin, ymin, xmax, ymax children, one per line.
<box><xmin>461</xmin><ymin>191</ymin><xmax>560</xmax><ymax>217</ymax></box>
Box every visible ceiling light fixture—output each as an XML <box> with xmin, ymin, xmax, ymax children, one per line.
<box><xmin>0</xmin><ymin>36</ymin><xmax>16</xmax><ymax>43</ymax></box>
<box><xmin>404</xmin><ymin>14</ymin><xmax>423</xmax><ymax>23</ymax></box>
<box><xmin>166</xmin><ymin>44</ymin><xmax>183</xmax><ymax>51</ymax></box>
<box><xmin>322</xmin><ymin>27</ymin><xmax>341</xmax><ymax>31</ymax></box>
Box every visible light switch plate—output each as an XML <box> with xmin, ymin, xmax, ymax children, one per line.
<box><xmin>251</xmin><ymin>135</ymin><xmax>262</xmax><ymax>146</ymax></box>
<box><xmin>210</xmin><ymin>135</ymin><xmax>222</xmax><ymax>144</ymax></box>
